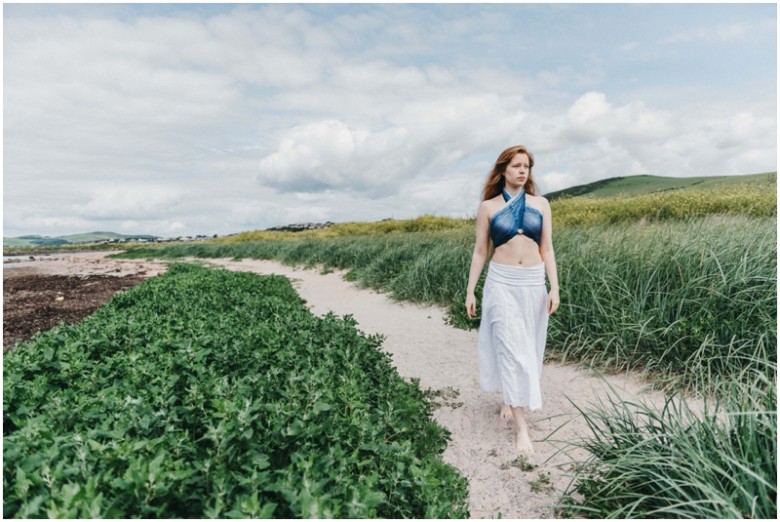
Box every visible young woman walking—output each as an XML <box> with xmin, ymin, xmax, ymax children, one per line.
<box><xmin>465</xmin><ymin>144</ymin><xmax>560</xmax><ymax>454</ymax></box>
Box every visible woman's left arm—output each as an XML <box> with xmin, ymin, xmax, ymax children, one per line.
<box><xmin>539</xmin><ymin>197</ymin><xmax>560</xmax><ymax>315</ymax></box>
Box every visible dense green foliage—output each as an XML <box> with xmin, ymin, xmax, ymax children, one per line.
<box><xmin>558</xmin><ymin>362</ymin><xmax>776</xmax><ymax>518</ymax></box>
<box><xmin>3</xmin><ymin>264</ymin><xmax>468</xmax><ymax>518</ymax></box>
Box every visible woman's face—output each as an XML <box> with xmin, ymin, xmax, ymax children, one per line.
<box><xmin>503</xmin><ymin>153</ymin><xmax>531</xmax><ymax>187</ymax></box>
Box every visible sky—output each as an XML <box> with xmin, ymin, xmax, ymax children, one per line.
<box><xmin>2</xmin><ymin>1</ymin><xmax>777</xmax><ymax>238</ymax></box>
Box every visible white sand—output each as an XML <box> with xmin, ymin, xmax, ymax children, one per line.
<box><xmin>5</xmin><ymin>252</ymin><xmax>670</xmax><ymax>519</ymax></box>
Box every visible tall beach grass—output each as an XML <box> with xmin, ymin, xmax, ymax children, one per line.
<box><xmin>543</xmin><ymin>214</ymin><xmax>776</xmax><ymax>394</ymax></box>
<box><xmin>119</xmin><ymin>213</ymin><xmax>776</xmax><ymax>397</ymax></box>
<box><xmin>558</xmin><ymin>358</ymin><xmax>776</xmax><ymax>518</ymax></box>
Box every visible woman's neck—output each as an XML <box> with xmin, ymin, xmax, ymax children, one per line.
<box><xmin>503</xmin><ymin>185</ymin><xmax>525</xmax><ymax>198</ymax></box>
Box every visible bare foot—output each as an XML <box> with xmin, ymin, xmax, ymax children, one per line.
<box><xmin>515</xmin><ymin>428</ymin><xmax>534</xmax><ymax>455</ymax></box>
<box><xmin>510</xmin><ymin>406</ymin><xmax>535</xmax><ymax>455</ymax></box>
<box><xmin>500</xmin><ymin>404</ymin><xmax>513</xmax><ymax>420</ymax></box>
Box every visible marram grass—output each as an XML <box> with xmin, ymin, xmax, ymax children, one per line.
<box><xmin>557</xmin><ymin>360</ymin><xmax>776</xmax><ymax>519</ymax></box>
<box><xmin>117</xmin><ymin>213</ymin><xmax>776</xmax><ymax>398</ymax></box>
<box><xmin>543</xmin><ymin>213</ymin><xmax>776</xmax><ymax>395</ymax></box>
<box><xmin>220</xmin><ymin>215</ymin><xmax>472</xmax><ymax>243</ymax></box>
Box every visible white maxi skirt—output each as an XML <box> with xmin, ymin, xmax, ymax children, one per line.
<box><xmin>477</xmin><ymin>261</ymin><xmax>549</xmax><ymax>411</ymax></box>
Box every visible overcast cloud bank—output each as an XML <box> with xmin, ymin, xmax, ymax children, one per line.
<box><xmin>3</xmin><ymin>3</ymin><xmax>776</xmax><ymax>237</ymax></box>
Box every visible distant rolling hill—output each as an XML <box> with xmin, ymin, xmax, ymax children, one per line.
<box><xmin>544</xmin><ymin>172</ymin><xmax>776</xmax><ymax>201</ymax></box>
<box><xmin>3</xmin><ymin>231</ymin><xmax>159</xmax><ymax>248</ymax></box>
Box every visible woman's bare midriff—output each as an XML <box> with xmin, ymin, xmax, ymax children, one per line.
<box><xmin>492</xmin><ymin>237</ymin><xmax>544</xmax><ymax>267</ymax></box>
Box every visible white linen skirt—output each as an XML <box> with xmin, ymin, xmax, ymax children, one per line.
<box><xmin>477</xmin><ymin>261</ymin><xmax>549</xmax><ymax>411</ymax></box>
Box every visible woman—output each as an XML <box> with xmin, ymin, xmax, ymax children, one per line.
<box><xmin>465</xmin><ymin>144</ymin><xmax>560</xmax><ymax>454</ymax></box>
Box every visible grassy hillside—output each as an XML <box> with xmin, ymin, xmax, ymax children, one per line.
<box><xmin>3</xmin><ymin>237</ymin><xmax>42</xmax><ymax>248</ymax></box>
<box><xmin>3</xmin><ymin>231</ymin><xmax>158</xmax><ymax>249</ymax></box>
<box><xmin>551</xmin><ymin>180</ymin><xmax>775</xmax><ymax>226</ymax></box>
<box><xmin>57</xmin><ymin>231</ymin><xmax>126</xmax><ymax>243</ymax></box>
<box><xmin>545</xmin><ymin>172</ymin><xmax>776</xmax><ymax>200</ymax></box>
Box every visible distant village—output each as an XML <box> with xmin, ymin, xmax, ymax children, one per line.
<box><xmin>94</xmin><ymin>234</ymin><xmax>217</xmax><ymax>245</ymax></box>
<box><xmin>265</xmin><ymin>221</ymin><xmax>335</xmax><ymax>232</ymax></box>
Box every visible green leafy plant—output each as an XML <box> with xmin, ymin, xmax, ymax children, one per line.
<box><xmin>529</xmin><ymin>472</ymin><xmax>553</xmax><ymax>493</ymax></box>
<box><xmin>500</xmin><ymin>456</ymin><xmax>537</xmax><ymax>472</ymax></box>
<box><xmin>3</xmin><ymin>263</ymin><xmax>469</xmax><ymax>518</ymax></box>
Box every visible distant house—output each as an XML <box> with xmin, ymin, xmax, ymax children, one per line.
<box><xmin>266</xmin><ymin>221</ymin><xmax>335</xmax><ymax>232</ymax></box>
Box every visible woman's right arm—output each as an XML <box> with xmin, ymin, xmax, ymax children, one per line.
<box><xmin>465</xmin><ymin>202</ymin><xmax>491</xmax><ymax>319</ymax></box>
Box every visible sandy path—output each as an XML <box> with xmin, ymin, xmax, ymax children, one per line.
<box><xmin>196</xmin><ymin>257</ymin><xmax>668</xmax><ymax>519</ymax></box>
<box><xmin>5</xmin><ymin>252</ymin><xmax>668</xmax><ymax>518</ymax></box>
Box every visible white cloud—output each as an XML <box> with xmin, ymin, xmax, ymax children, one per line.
<box><xmin>74</xmin><ymin>186</ymin><xmax>185</xmax><ymax>220</ymax></box>
<box><xmin>525</xmin><ymin>91</ymin><xmax>776</xmax><ymax>191</ymax></box>
<box><xmin>227</xmin><ymin>197</ymin><xmax>333</xmax><ymax>228</ymax></box>
<box><xmin>539</xmin><ymin>171</ymin><xmax>579</xmax><ymax>194</ymax></box>
<box><xmin>564</xmin><ymin>93</ymin><xmax>674</xmax><ymax>145</ymax></box>
<box><xmin>2</xmin><ymin>4</ymin><xmax>776</xmax><ymax>238</ymax></box>
<box><xmin>167</xmin><ymin>221</ymin><xmax>187</xmax><ymax>233</ymax></box>
<box><xmin>258</xmin><ymin>120</ymin><xmax>377</xmax><ymax>191</ymax></box>
<box><xmin>567</xmin><ymin>92</ymin><xmax>612</xmax><ymax>124</ymax></box>
<box><xmin>257</xmin><ymin>91</ymin><xmax>528</xmax><ymax>196</ymax></box>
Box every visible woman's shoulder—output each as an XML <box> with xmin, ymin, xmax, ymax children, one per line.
<box><xmin>528</xmin><ymin>193</ymin><xmax>550</xmax><ymax>207</ymax></box>
<box><xmin>480</xmin><ymin>194</ymin><xmax>504</xmax><ymax>208</ymax></box>
<box><xmin>527</xmin><ymin>193</ymin><xmax>551</xmax><ymax>215</ymax></box>
<box><xmin>477</xmin><ymin>196</ymin><xmax>503</xmax><ymax>220</ymax></box>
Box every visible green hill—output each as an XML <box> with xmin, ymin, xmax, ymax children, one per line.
<box><xmin>3</xmin><ymin>231</ymin><xmax>159</xmax><ymax>248</ymax></box>
<box><xmin>545</xmin><ymin>172</ymin><xmax>776</xmax><ymax>201</ymax></box>
<box><xmin>58</xmin><ymin>231</ymin><xmax>127</xmax><ymax>243</ymax></box>
<box><xmin>3</xmin><ymin>237</ymin><xmax>44</xmax><ymax>247</ymax></box>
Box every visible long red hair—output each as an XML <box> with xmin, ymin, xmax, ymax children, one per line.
<box><xmin>481</xmin><ymin>145</ymin><xmax>538</xmax><ymax>201</ymax></box>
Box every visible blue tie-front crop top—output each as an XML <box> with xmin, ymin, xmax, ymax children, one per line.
<box><xmin>489</xmin><ymin>189</ymin><xmax>543</xmax><ymax>248</ymax></box>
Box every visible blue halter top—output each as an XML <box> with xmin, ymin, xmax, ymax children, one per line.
<box><xmin>489</xmin><ymin>189</ymin><xmax>543</xmax><ymax>248</ymax></box>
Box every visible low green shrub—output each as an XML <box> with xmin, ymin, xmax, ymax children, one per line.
<box><xmin>3</xmin><ymin>263</ymin><xmax>468</xmax><ymax>518</ymax></box>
